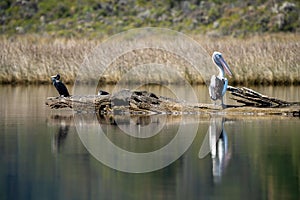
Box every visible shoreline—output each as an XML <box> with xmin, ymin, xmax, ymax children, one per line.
<box><xmin>1</xmin><ymin>81</ymin><xmax>300</xmax><ymax>86</ymax></box>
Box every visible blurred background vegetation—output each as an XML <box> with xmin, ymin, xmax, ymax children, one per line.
<box><xmin>1</xmin><ymin>0</ymin><xmax>299</xmax><ymax>38</ymax></box>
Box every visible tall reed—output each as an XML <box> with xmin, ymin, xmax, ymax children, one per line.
<box><xmin>0</xmin><ymin>33</ymin><xmax>299</xmax><ymax>85</ymax></box>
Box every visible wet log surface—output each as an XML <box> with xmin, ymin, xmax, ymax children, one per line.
<box><xmin>45</xmin><ymin>86</ymin><xmax>300</xmax><ymax>117</ymax></box>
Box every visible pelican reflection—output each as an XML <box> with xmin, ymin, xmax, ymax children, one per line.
<box><xmin>199</xmin><ymin>117</ymin><xmax>231</xmax><ymax>183</ymax></box>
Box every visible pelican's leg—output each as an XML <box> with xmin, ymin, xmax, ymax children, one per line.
<box><xmin>221</xmin><ymin>97</ymin><xmax>225</xmax><ymax>109</ymax></box>
<box><xmin>221</xmin><ymin>97</ymin><xmax>223</xmax><ymax>108</ymax></box>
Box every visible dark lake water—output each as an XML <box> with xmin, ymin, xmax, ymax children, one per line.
<box><xmin>0</xmin><ymin>85</ymin><xmax>299</xmax><ymax>200</ymax></box>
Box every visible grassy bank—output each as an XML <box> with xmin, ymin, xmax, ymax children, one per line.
<box><xmin>0</xmin><ymin>33</ymin><xmax>299</xmax><ymax>85</ymax></box>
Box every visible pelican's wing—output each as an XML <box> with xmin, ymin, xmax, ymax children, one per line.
<box><xmin>209</xmin><ymin>75</ymin><xmax>224</xmax><ymax>100</ymax></box>
<box><xmin>209</xmin><ymin>75</ymin><xmax>217</xmax><ymax>100</ymax></box>
<box><xmin>221</xmin><ymin>78</ymin><xmax>228</xmax><ymax>96</ymax></box>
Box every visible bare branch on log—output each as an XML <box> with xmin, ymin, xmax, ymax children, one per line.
<box><xmin>227</xmin><ymin>86</ymin><xmax>298</xmax><ymax>108</ymax></box>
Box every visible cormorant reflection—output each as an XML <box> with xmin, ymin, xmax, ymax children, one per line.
<box><xmin>53</xmin><ymin>124</ymin><xmax>69</xmax><ymax>153</ymax></box>
<box><xmin>199</xmin><ymin>117</ymin><xmax>231</xmax><ymax>183</ymax></box>
<box><xmin>50</xmin><ymin>115</ymin><xmax>71</xmax><ymax>154</ymax></box>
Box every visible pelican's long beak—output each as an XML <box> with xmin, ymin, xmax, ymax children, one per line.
<box><xmin>220</xmin><ymin>56</ymin><xmax>233</xmax><ymax>77</ymax></box>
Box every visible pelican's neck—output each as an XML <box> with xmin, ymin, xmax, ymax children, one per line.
<box><xmin>217</xmin><ymin>65</ymin><xmax>225</xmax><ymax>78</ymax></box>
<box><xmin>212</xmin><ymin>53</ymin><xmax>225</xmax><ymax>78</ymax></box>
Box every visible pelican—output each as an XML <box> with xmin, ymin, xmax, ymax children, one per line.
<box><xmin>209</xmin><ymin>52</ymin><xmax>233</xmax><ymax>107</ymax></box>
<box><xmin>51</xmin><ymin>74</ymin><xmax>70</xmax><ymax>97</ymax></box>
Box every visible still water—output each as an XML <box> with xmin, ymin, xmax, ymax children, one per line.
<box><xmin>0</xmin><ymin>85</ymin><xmax>299</xmax><ymax>200</ymax></box>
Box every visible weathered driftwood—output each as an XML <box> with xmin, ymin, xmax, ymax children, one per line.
<box><xmin>227</xmin><ymin>86</ymin><xmax>298</xmax><ymax>108</ymax></box>
<box><xmin>45</xmin><ymin>86</ymin><xmax>300</xmax><ymax>117</ymax></box>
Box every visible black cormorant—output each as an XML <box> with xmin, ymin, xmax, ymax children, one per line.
<box><xmin>51</xmin><ymin>74</ymin><xmax>70</xmax><ymax>97</ymax></box>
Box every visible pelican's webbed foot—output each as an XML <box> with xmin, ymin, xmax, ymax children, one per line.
<box><xmin>221</xmin><ymin>104</ymin><xmax>228</xmax><ymax>109</ymax></box>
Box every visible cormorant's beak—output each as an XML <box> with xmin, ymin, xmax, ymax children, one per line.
<box><xmin>51</xmin><ymin>75</ymin><xmax>57</xmax><ymax>81</ymax></box>
<box><xmin>220</xmin><ymin>56</ymin><xmax>233</xmax><ymax>77</ymax></box>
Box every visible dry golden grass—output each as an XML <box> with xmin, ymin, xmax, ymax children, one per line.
<box><xmin>0</xmin><ymin>33</ymin><xmax>299</xmax><ymax>85</ymax></box>
<box><xmin>196</xmin><ymin>33</ymin><xmax>300</xmax><ymax>85</ymax></box>
<box><xmin>0</xmin><ymin>35</ymin><xmax>95</xmax><ymax>84</ymax></box>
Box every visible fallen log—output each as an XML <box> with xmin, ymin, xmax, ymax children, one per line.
<box><xmin>45</xmin><ymin>86</ymin><xmax>300</xmax><ymax>117</ymax></box>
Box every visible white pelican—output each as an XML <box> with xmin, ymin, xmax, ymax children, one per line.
<box><xmin>209</xmin><ymin>52</ymin><xmax>233</xmax><ymax>107</ymax></box>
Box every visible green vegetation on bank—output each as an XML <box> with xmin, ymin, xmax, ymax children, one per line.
<box><xmin>1</xmin><ymin>0</ymin><xmax>299</xmax><ymax>38</ymax></box>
